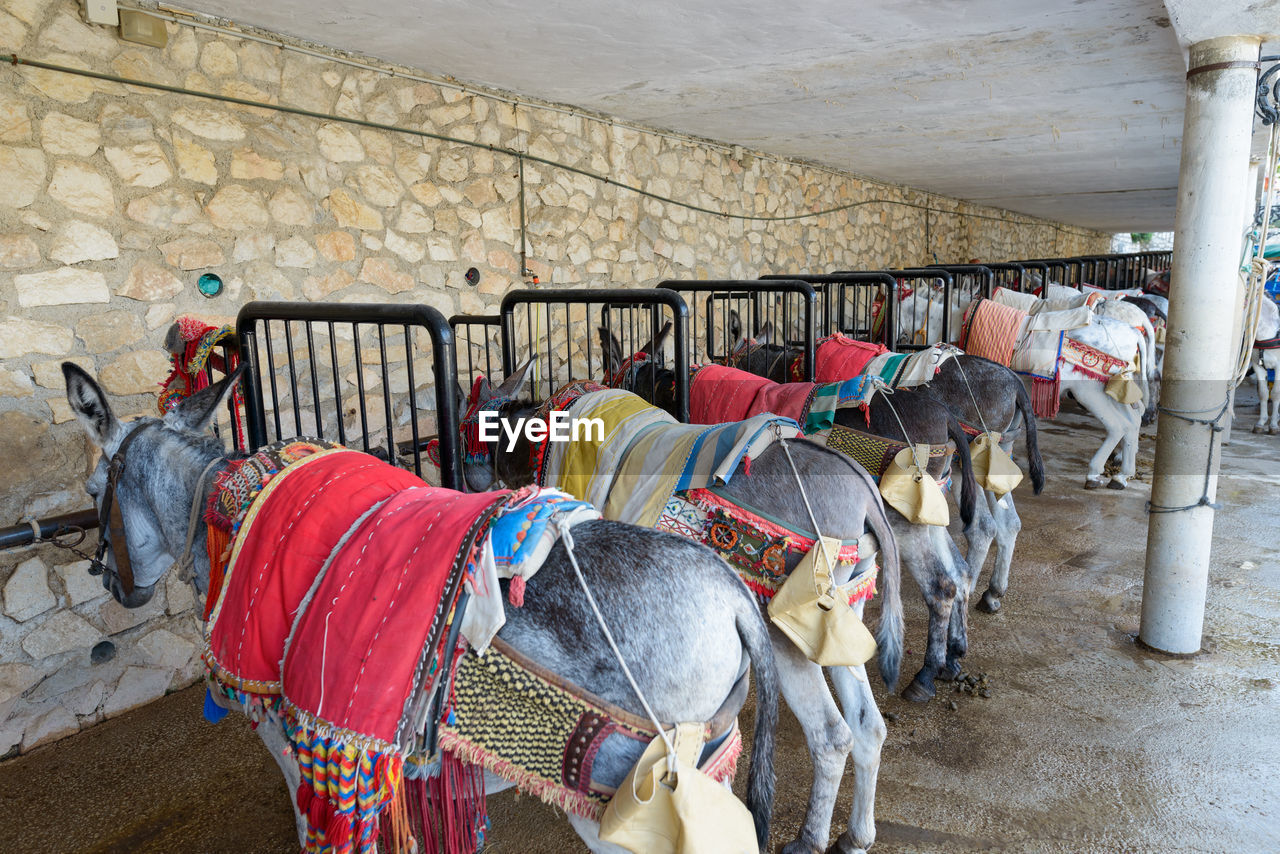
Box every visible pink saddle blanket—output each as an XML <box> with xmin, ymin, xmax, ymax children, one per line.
<box><xmin>814</xmin><ymin>334</ymin><xmax>889</xmax><ymax>382</ymax></box>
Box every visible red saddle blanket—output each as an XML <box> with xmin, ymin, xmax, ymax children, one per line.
<box><xmin>690</xmin><ymin>362</ymin><xmax>815</xmax><ymax>425</ymax></box>
<box><xmin>207</xmin><ymin>448</ymin><xmax>508</xmax><ymax>749</ymax></box>
<box><xmin>814</xmin><ymin>334</ymin><xmax>888</xmax><ymax>382</ymax></box>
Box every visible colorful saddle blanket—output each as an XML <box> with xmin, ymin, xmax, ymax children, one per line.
<box><xmin>203</xmin><ymin>441</ymin><xmax>606</xmax><ymax>854</ymax></box>
<box><xmin>814</xmin><ymin>333</ymin><xmax>888</xmax><ymax>380</ymax></box>
<box><xmin>690</xmin><ymin>362</ymin><xmax>876</xmax><ymax>434</ymax></box>
<box><xmin>540</xmin><ymin>387</ymin><xmax>802</xmax><ymax>528</ymax></box>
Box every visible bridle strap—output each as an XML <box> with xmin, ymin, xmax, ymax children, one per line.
<box><xmin>96</xmin><ymin>423</ymin><xmax>155</xmax><ymax>597</ymax></box>
<box><xmin>175</xmin><ymin>456</ymin><xmax>224</xmax><ymax>590</ymax></box>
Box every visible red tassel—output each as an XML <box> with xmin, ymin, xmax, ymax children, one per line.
<box><xmin>326</xmin><ymin>812</ymin><xmax>353</xmax><ymax>852</ymax></box>
<box><xmin>742</xmin><ymin>455</ymin><xmax>751</xmax><ymax>476</ymax></box>
<box><xmin>296</xmin><ymin>780</ymin><xmax>314</xmax><ymax>815</ymax></box>
<box><xmin>307</xmin><ymin>796</ymin><xmax>327</xmax><ymax>835</ymax></box>
<box><xmin>508</xmin><ymin>574</ymin><xmax>526</xmax><ymax>607</ymax></box>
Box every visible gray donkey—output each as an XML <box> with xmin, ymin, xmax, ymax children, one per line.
<box><xmin>729</xmin><ymin>324</ymin><xmax>1046</xmax><ymax>617</ymax></box>
<box><xmin>605</xmin><ymin>325</ymin><xmax>979</xmax><ymax>700</ymax></box>
<box><xmin>465</xmin><ymin>361</ymin><xmax>903</xmax><ymax>854</ymax></box>
<box><xmin>60</xmin><ymin>363</ymin><xmax>779</xmax><ymax>854</ymax></box>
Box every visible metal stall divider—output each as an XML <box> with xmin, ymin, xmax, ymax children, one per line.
<box><xmin>762</xmin><ymin>272</ymin><xmax>899</xmax><ymax>350</ymax></box>
<box><xmin>236</xmin><ymin>301</ymin><xmax>464</xmax><ymax>491</ymax></box>
<box><xmin>498</xmin><ymin>288</ymin><xmax>691</xmax><ymax>423</ymax></box>
<box><xmin>832</xmin><ymin>268</ymin><xmax>955</xmax><ymax>350</ymax></box>
<box><xmin>657</xmin><ymin>279</ymin><xmax>818</xmax><ymax>380</ymax></box>
<box><xmin>449</xmin><ymin>313</ymin><xmax>504</xmax><ymax>391</ymax></box>
<box><xmin>974</xmin><ymin>262</ymin><xmax>1032</xmax><ymax>293</ymax></box>
<box><xmin>926</xmin><ymin>264</ymin><xmax>994</xmax><ymax>318</ymax></box>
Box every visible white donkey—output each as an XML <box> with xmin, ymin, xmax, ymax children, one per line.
<box><xmin>60</xmin><ymin>364</ymin><xmax>779</xmax><ymax>853</ymax></box>
<box><xmin>1251</xmin><ymin>296</ymin><xmax>1280</xmax><ymax>433</ymax></box>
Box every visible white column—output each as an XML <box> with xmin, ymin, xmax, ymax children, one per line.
<box><xmin>1140</xmin><ymin>36</ymin><xmax>1262</xmax><ymax>654</ymax></box>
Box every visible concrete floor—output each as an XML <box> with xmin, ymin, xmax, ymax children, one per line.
<box><xmin>2</xmin><ymin>395</ymin><xmax>1278</xmax><ymax>853</ymax></box>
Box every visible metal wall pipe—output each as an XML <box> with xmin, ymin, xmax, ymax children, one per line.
<box><xmin>1140</xmin><ymin>36</ymin><xmax>1262</xmax><ymax>654</ymax></box>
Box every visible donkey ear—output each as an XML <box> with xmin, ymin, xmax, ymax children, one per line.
<box><xmin>754</xmin><ymin>320</ymin><xmax>774</xmax><ymax>346</ymax></box>
<box><xmin>492</xmin><ymin>358</ymin><xmax>536</xmax><ymax>400</ymax></box>
<box><xmin>164</xmin><ymin>364</ymin><xmax>246</xmax><ymax>434</ymax></box>
<box><xmin>63</xmin><ymin>362</ymin><xmax>121</xmax><ymax>450</ymax></box>
<box><xmin>162</xmin><ymin>321</ymin><xmax>186</xmax><ymax>356</ymax></box>
<box><xmin>639</xmin><ymin>320</ymin><xmax>672</xmax><ymax>357</ymax></box>
<box><xmin>597</xmin><ymin>326</ymin><xmax>623</xmax><ymax>376</ymax></box>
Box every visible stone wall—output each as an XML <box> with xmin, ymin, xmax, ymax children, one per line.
<box><xmin>0</xmin><ymin>0</ymin><xmax>1111</xmax><ymax>758</ymax></box>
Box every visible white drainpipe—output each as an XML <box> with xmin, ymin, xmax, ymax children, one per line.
<box><xmin>1140</xmin><ymin>36</ymin><xmax>1262</xmax><ymax>654</ymax></box>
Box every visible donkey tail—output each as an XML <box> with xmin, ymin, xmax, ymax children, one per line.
<box><xmin>734</xmin><ymin>591</ymin><xmax>777</xmax><ymax>849</ymax></box>
<box><xmin>864</xmin><ymin>479</ymin><xmax>903</xmax><ymax>690</ymax></box>
<box><xmin>1013</xmin><ymin>377</ymin><xmax>1046</xmax><ymax>494</ymax></box>
<box><xmin>947</xmin><ymin>415</ymin><xmax>978</xmax><ymax>528</ymax></box>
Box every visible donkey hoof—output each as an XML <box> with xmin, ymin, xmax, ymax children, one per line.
<box><xmin>1106</xmin><ymin>479</ymin><xmax>1127</xmax><ymax>490</ymax></box>
<box><xmin>1254</xmin><ymin>425</ymin><xmax>1266</xmax><ymax>434</ymax></box>
<box><xmin>939</xmin><ymin>658</ymin><xmax>963</xmax><ymax>682</ymax></box>
<box><xmin>782</xmin><ymin>840</ymin><xmax>823</xmax><ymax>854</ymax></box>
<box><xmin>827</xmin><ymin>832</ymin><xmax>870</xmax><ymax>854</ymax></box>
<box><xmin>976</xmin><ymin>591</ymin><xmax>1001</xmax><ymax>613</ymax></box>
<box><xmin>1084</xmin><ymin>478</ymin><xmax>1104</xmax><ymax>490</ymax></box>
<box><xmin>902</xmin><ymin>674</ymin><xmax>936</xmax><ymax>703</ymax></box>
<box><xmin>1270</xmin><ymin>427</ymin><xmax>1278</xmax><ymax>435</ymax></box>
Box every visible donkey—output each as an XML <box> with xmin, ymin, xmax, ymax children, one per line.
<box><xmin>728</xmin><ymin>321</ymin><xmax>1045</xmax><ymax>616</ymax></box>
<box><xmin>464</xmin><ymin>362</ymin><xmax>903</xmax><ymax>854</ymax></box>
<box><xmin>60</xmin><ymin>363</ymin><xmax>779</xmax><ymax>854</ymax></box>
<box><xmin>1250</xmin><ymin>295</ymin><xmax>1280</xmax><ymax>434</ymax></box>
<box><xmin>600</xmin><ymin>324</ymin><xmax>980</xmax><ymax>705</ymax></box>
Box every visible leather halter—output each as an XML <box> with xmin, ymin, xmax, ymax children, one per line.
<box><xmin>91</xmin><ymin>422</ymin><xmax>155</xmax><ymax>597</ymax></box>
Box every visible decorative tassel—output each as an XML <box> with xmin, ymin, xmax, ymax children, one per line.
<box><xmin>742</xmin><ymin>455</ymin><xmax>751</xmax><ymax>476</ymax></box>
<box><xmin>507</xmin><ymin>574</ymin><xmax>526</xmax><ymax>607</ymax></box>
<box><xmin>1030</xmin><ymin>376</ymin><xmax>1061</xmax><ymax>420</ymax></box>
<box><xmin>296</xmin><ymin>780</ymin><xmax>315</xmax><ymax>815</ymax></box>
<box><xmin>326</xmin><ymin>811</ymin><xmax>354</xmax><ymax>853</ymax></box>
<box><xmin>203</xmin><ymin>525</ymin><xmax>231</xmax><ymax>619</ymax></box>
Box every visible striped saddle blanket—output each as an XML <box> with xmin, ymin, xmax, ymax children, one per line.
<box><xmin>539</xmin><ymin>387</ymin><xmax>802</xmax><ymax>528</ymax></box>
<box><xmin>961</xmin><ymin>296</ymin><xmax>1094</xmax><ymax>380</ymax></box>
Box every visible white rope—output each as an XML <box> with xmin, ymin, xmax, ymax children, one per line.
<box><xmin>555</xmin><ymin>519</ymin><xmax>678</xmax><ymax>769</ymax></box>
<box><xmin>772</xmin><ymin>426</ymin><xmax>835</xmax><ymax>577</ymax></box>
<box><xmin>951</xmin><ymin>357</ymin><xmax>991</xmax><ymax>436</ymax></box>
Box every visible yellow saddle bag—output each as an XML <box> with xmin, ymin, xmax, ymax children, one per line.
<box><xmin>969</xmin><ymin>431</ymin><xmax>1023</xmax><ymax>496</ymax></box>
<box><xmin>879</xmin><ymin>444</ymin><xmax>950</xmax><ymax>526</ymax></box>
<box><xmin>599</xmin><ymin>722</ymin><xmax>757</xmax><ymax>854</ymax></box>
<box><xmin>767</xmin><ymin>535</ymin><xmax>877</xmax><ymax>667</ymax></box>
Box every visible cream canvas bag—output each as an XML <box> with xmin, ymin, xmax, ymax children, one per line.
<box><xmin>969</xmin><ymin>432</ymin><xmax>1024</xmax><ymax>496</ymax></box>
<box><xmin>599</xmin><ymin>722</ymin><xmax>757</xmax><ymax>854</ymax></box>
<box><xmin>879</xmin><ymin>444</ymin><xmax>950</xmax><ymax>526</ymax></box>
<box><xmin>768</xmin><ymin>534</ymin><xmax>877</xmax><ymax>667</ymax></box>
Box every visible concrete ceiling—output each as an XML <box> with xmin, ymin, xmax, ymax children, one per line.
<box><xmin>167</xmin><ymin>0</ymin><xmax>1280</xmax><ymax>233</ymax></box>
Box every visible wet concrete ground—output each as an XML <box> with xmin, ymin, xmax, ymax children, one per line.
<box><xmin>3</xmin><ymin>395</ymin><xmax>1279</xmax><ymax>853</ymax></box>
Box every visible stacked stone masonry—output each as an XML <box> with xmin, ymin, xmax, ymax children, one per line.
<box><xmin>0</xmin><ymin>0</ymin><xmax>1110</xmax><ymax>758</ymax></box>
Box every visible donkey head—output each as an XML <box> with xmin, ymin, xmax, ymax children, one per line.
<box><xmin>597</xmin><ymin>321</ymin><xmax>671</xmax><ymax>384</ymax></box>
<box><xmin>62</xmin><ymin>362</ymin><xmax>241</xmax><ymax>607</ymax></box>
<box><xmin>461</xmin><ymin>358</ymin><xmax>538</xmax><ymax>493</ymax></box>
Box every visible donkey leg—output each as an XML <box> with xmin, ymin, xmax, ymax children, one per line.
<box><xmin>1253</xmin><ymin>362</ymin><xmax>1269</xmax><ymax>432</ymax></box>
<box><xmin>960</xmin><ymin>488</ymin><xmax>996</xmax><ymax>596</ymax></box>
<box><xmin>772</xmin><ymin>625</ymin><xmax>854</xmax><ymax>854</ymax></box>
<box><xmin>567</xmin><ymin>814</ymin><xmax>641</xmax><ymax>854</ymax></box>
<box><xmin>936</xmin><ymin>527</ymin><xmax>972</xmax><ymax>682</ymax></box>
<box><xmin>1110</xmin><ymin>403</ymin><xmax>1141</xmax><ymax>488</ymax></box>
<box><xmin>257</xmin><ymin>721</ymin><xmax>307</xmax><ymax>845</ymax></box>
<box><xmin>897</xmin><ymin>524</ymin><xmax>958</xmax><ymax>702</ymax></box>
<box><xmin>828</xmin><ymin>663</ymin><xmax>885</xmax><ymax>852</ymax></box>
<box><xmin>1068</xmin><ymin>381</ymin><xmax>1126</xmax><ymax>487</ymax></box>
<box><xmin>979</xmin><ymin>491</ymin><xmax>1023</xmax><ymax>613</ymax></box>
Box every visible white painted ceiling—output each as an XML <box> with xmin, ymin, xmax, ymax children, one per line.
<box><xmin>168</xmin><ymin>0</ymin><xmax>1280</xmax><ymax>233</ymax></box>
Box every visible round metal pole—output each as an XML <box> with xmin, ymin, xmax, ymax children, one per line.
<box><xmin>1140</xmin><ymin>36</ymin><xmax>1262</xmax><ymax>654</ymax></box>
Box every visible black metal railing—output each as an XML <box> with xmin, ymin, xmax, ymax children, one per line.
<box><xmin>237</xmin><ymin>301</ymin><xmax>463</xmax><ymax>491</ymax></box>
<box><xmin>499</xmin><ymin>288</ymin><xmax>690</xmax><ymax>422</ymax></box>
<box><xmin>658</xmin><ymin>279</ymin><xmax>817</xmax><ymax>380</ymax></box>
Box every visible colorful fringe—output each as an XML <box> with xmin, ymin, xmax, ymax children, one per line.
<box><xmin>158</xmin><ymin>317</ymin><xmax>246</xmax><ymax>450</ymax></box>
<box><xmin>1031</xmin><ymin>376</ymin><xmax>1061</xmax><ymax>419</ymax></box>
